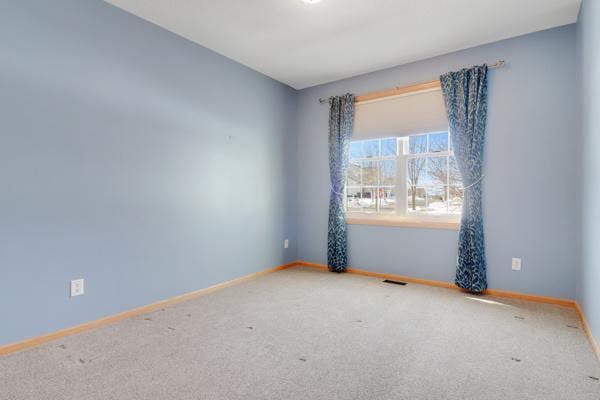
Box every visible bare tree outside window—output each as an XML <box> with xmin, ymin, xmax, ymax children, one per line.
<box><xmin>427</xmin><ymin>156</ymin><xmax>463</xmax><ymax>203</ymax></box>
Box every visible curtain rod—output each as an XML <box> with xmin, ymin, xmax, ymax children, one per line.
<box><xmin>318</xmin><ymin>59</ymin><xmax>506</xmax><ymax>104</ymax></box>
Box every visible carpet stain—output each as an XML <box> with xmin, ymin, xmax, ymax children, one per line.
<box><xmin>246</xmin><ymin>326</ymin><xmax>254</xmax><ymax>330</ymax></box>
<box><xmin>589</xmin><ymin>376</ymin><xmax>599</xmax><ymax>381</ymax></box>
<box><xmin>514</xmin><ymin>316</ymin><xmax>525</xmax><ymax>320</ymax></box>
<box><xmin>567</xmin><ymin>325</ymin><xmax>579</xmax><ymax>329</ymax></box>
<box><xmin>186</xmin><ymin>314</ymin><xmax>192</xmax><ymax>318</ymax></box>
<box><xmin>57</xmin><ymin>344</ymin><xmax>67</xmax><ymax>350</ymax></box>
<box><xmin>167</xmin><ymin>327</ymin><xmax>176</xmax><ymax>331</ymax></box>
<box><xmin>78</xmin><ymin>358</ymin><xmax>86</xmax><ymax>364</ymax></box>
<box><xmin>511</xmin><ymin>357</ymin><xmax>521</xmax><ymax>362</ymax></box>
<box><xmin>298</xmin><ymin>358</ymin><xmax>307</xmax><ymax>362</ymax></box>
<box><xmin>355</xmin><ymin>320</ymin><xmax>362</xmax><ymax>323</ymax></box>
<box><xmin>144</xmin><ymin>318</ymin><xmax>152</xmax><ymax>321</ymax></box>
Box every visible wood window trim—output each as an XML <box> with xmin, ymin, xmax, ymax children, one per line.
<box><xmin>346</xmin><ymin>214</ymin><xmax>460</xmax><ymax>230</ymax></box>
<box><xmin>355</xmin><ymin>80</ymin><xmax>441</xmax><ymax>103</ymax></box>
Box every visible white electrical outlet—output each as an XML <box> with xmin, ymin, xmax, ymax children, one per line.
<box><xmin>70</xmin><ymin>279</ymin><xmax>84</xmax><ymax>297</ymax></box>
<box><xmin>512</xmin><ymin>258</ymin><xmax>522</xmax><ymax>271</ymax></box>
<box><xmin>284</xmin><ymin>239</ymin><xmax>289</xmax><ymax>249</ymax></box>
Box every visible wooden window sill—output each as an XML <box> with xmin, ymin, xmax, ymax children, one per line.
<box><xmin>346</xmin><ymin>216</ymin><xmax>460</xmax><ymax>230</ymax></box>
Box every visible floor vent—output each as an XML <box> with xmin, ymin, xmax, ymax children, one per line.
<box><xmin>383</xmin><ymin>280</ymin><xmax>407</xmax><ymax>286</ymax></box>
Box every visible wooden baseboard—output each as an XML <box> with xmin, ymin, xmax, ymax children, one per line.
<box><xmin>294</xmin><ymin>260</ymin><xmax>600</xmax><ymax>362</ymax></box>
<box><xmin>296</xmin><ymin>261</ymin><xmax>457</xmax><ymax>290</ymax></box>
<box><xmin>4</xmin><ymin>260</ymin><xmax>598</xmax><ymax>365</ymax></box>
<box><xmin>575</xmin><ymin>302</ymin><xmax>600</xmax><ymax>363</ymax></box>
<box><xmin>484</xmin><ymin>288</ymin><xmax>575</xmax><ymax>307</ymax></box>
<box><xmin>294</xmin><ymin>260</ymin><xmax>575</xmax><ymax>307</ymax></box>
<box><xmin>0</xmin><ymin>262</ymin><xmax>297</xmax><ymax>357</ymax></box>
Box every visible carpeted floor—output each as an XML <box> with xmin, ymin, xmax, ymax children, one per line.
<box><xmin>1</xmin><ymin>266</ymin><xmax>599</xmax><ymax>400</ymax></box>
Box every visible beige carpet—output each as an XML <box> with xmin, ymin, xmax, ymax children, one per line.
<box><xmin>1</xmin><ymin>266</ymin><xmax>598</xmax><ymax>399</ymax></box>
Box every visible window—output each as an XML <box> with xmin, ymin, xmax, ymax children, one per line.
<box><xmin>347</xmin><ymin>131</ymin><xmax>462</xmax><ymax>222</ymax></box>
<box><xmin>347</xmin><ymin>138</ymin><xmax>397</xmax><ymax>214</ymax></box>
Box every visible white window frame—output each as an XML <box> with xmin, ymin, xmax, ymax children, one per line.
<box><xmin>346</xmin><ymin>133</ymin><xmax>461</xmax><ymax>229</ymax></box>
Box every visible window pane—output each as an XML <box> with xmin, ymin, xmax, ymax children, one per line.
<box><xmin>361</xmin><ymin>160</ymin><xmax>378</xmax><ymax>186</ymax></box>
<box><xmin>379</xmin><ymin>159</ymin><xmax>396</xmax><ymax>185</ymax></box>
<box><xmin>347</xmin><ymin>138</ymin><xmax>399</xmax><ymax>216</ymax></box>
<box><xmin>448</xmin><ymin>185</ymin><xmax>463</xmax><ymax>214</ymax></box>
<box><xmin>349</xmin><ymin>140</ymin><xmax>379</xmax><ymax>159</ymax></box>
<box><xmin>448</xmin><ymin>156</ymin><xmax>462</xmax><ymax>186</ymax></box>
<box><xmin>381</xmin><ymin>138</ymin><xmax>397</xmax><ymax>156</ymax></box>
<box><xmin>426</xmin><ymin>185</ymin><xmax>448</xmax><ymax>214</ymax></box>
<box><xmin>348</xmin><ymin>161</ymin><xmax>361</xmax><ymax>186</ymax></box>
<box><xmin>360</xmin><ymin>188</ymin><xmax>377</xmax><ymax>212</ymax></box>
<box><xmin>428</xmin><ymin>132</ymin><xmax>449</xmax><ymax>152</ymax></box>
<box><xmin>349</xmin><ymin>141</ymin><xmax>362</xmax><ymax>159</ymax></box>
<box><xmin>408</xmin><ymin>186</ymin><xmax>448</xmax><ymax>214</ymax></box>
<box><xmin>448</xmin><ymin>157</ymin><xmax>463</xmax><ymax>214</ymax></box>
<box><xmin>347</xmin><ymin>187</ymin><xmax>362</xmax><ymax>212</ymax></box>
<box><xmin>426</xmin><ymin>156</ymin><xmax>449</xmax><ymax>186</ymax></box>
<box><xmin>409</xmin><ymin>134</ymin><xmax>427</xmax><ymax>154</ymax></box>
<box><xmin>407</xmin><ymin>187</ymin><xmax>427</xmax><ymax>212</ymax></box>
<box><xmin>407</xmin><ymin>157</ymin><xmax>427</xmax><ymax>189</ymax></box>
<box><xmin>380</xmin><ymin>188</ymin><xmax>396</xmax><ymax>213</ymax></box>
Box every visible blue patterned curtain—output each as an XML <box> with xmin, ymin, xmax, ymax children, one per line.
<box><xmin>327</xmin><ymin>94</ymin><xmax>355</xmax><ymax>272</ymax></box>
<box><xmin>440</xmin><ymin>65</ymin><xmax>488</xmax><ymax>292</ymax></box>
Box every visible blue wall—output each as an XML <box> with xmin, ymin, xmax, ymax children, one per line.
<box><xmin>0</xmin><ymin>1</ymin><xmax>585</xmax><ymax>347</ymax></box>
<box><xmin>0</xmin><ymin>1</ymin><xmax>297</xmax><ymax>345</ymax></box>
<box><xmin>297</xmin><ymin>25</ymin><xmax>578</xmax><ymax>299</ymax></box>
<box><xmin>577</xmin><ymin>0</ymin><xmax>600</xmax><ymax>343</ymax></box>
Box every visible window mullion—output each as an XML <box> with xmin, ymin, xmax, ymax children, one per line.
<box><xmin>377</xmin><ymin>139</ymin><xmax>381</xmax><ymax>213</ymax></box>
<box><xmin>397</xmin><ymin>138</ymin><xmax>407</xmax><ymax>217</ymax></box>
<box><xmin>360</xmin><ymin>162</ymin><xmax>364</xmax><ymax>212</ymax></box>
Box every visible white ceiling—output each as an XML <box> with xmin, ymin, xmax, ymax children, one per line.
<box><xmin>105</xmin><ymin>0</ymin><xmax>581</xmax><ymax>89</ymax></box>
